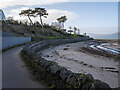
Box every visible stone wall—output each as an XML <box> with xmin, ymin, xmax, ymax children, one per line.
<box><xmin>21</xmin><ymin>38</ymin><xmax>110</xmax><ymax>89</ymax></box>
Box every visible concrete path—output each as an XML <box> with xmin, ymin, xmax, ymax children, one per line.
<box><xmin>2</xmin><ymin>46</ymin><xmax>47</xmax><ymax>88</ymax></box>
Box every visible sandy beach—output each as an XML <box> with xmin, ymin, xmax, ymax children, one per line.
<box><xmin>41</xmin><ymin>42</ymin><xmax>118</xmax><ymax>88</ymax></box>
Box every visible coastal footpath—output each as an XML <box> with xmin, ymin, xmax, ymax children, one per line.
<box><xmin>3</xmin><ymin>46</ymin><xmax>47</xmax><ymax>88</ymax></box>
<box><xmin>21</xmin><ymin>38</ymin><xmax>111</xmax><ymax>89</ymax></box>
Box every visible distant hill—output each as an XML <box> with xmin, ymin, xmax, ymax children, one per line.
<box><xmin>88</xmin><ymin>32</ymin><xmax>120</xmax><ymax>39</ymax></box>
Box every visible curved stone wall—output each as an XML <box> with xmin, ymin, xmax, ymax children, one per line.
<box><xmin>21</xmin><ymin>38</ymin><xmax>110</xmax><ymax>89</ymax></box>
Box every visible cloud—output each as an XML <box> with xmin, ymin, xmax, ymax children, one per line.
<box><xmin>0</xmin><ymin>0</ymin><xmax>119</xmax><ymax>8</ymax></box>
<box><xmin>8</xmin><ymin>7</ymin><xmax>31</xmax><ymax>20</ymax></box>
<box><xmin>43</xmin><ymin>9</ymin><xmax>79</xmax><ymax>23</ymax></box>
<box><xmin>0</xmin><ymin>0</ymin><xmax>70</xmax><ymax>8</ymax></box>
<box><xmin>8</xmin><ymin>8</ymin><xmax>79</xmax><ymax>24</ymax></box>
<box><xmin>10</xmin><ymin>7</ymin><xmax>30</xmax><ymax>13</ymax></box>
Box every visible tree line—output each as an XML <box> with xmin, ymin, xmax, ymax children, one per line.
<box><xmin>19</xmin><ymin>8</ymin><xmax>48</xmax><ymax>34</ymax></box>
<box><xmin>19</xmin><ymin>7</ymin><xmax>68</xmax><ymax>34</ymax></box>
<box><xmin>6</xmin><ymin>7</ymin><xmax>83</xmax><ymax>35</ymax></box>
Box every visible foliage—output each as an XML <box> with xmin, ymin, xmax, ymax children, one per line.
<box><xmin>6</xmin><ymin>8</ymin><xmax>83</xmax><ymax>39</ymax></box>
<box><xmin>50</xmin><ymin>84</ymin><xmax>56</xmax><ymax>88</ymax></box>
<box><xmin>73</xmin><ymin>27</ymin><xmax>77</xmax><ymax>34</ymax></box>
<box><xmin>33</xmin><ymin>21</ymin><xmax>42</xmax><ymax>27</ymax></box>
<box><xmin>34</xmin><ymin>8</ymin><xmax>48</xmax><ymax>18</ymax></box>
<box><xmin>69</xmin><ymin>26</ymin><xmax>72</xmax><ymax>30</ymax></box>
<box><xmin>57</xmin><ymin>15</ymin><xmax>67</xmax><ymax>23</ymax></box>
<box><xmin>19</xmin><ymin>9</ymin><xmax>35</xmax><ymax>25</ymax></box>
<box><xmin>6</xmin><ymin>16</ymin><xmax>19</xmax><ymax>25</ymax></box>
<box><xmin>43</xmin><ymin>23</ymin><xmax>51</xmax><ymax>28</ymax></box>
<box><xmin>57</xmin><ymin>15</ymin><xmax>67</xmax><ymax>29</ymax></box>
<box><xmin>33</xmin><ymin>7</ymin><xmax>48</xmax><ymax>34</ymax></box>
<box><xmin>73</xmin><ymin>34</ymin><xmax>78</xmax><ymax>37</ymax></box>
<box><xmin>31</xmin><ymin>36</ymin><xmax>69</xmax><ymax>41</ymax></box>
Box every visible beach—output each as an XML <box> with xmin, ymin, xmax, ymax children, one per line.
<box><xmin>41</xmin><ymin>41</ymin><xmax>118</xmax><ymax>88</ymax></box>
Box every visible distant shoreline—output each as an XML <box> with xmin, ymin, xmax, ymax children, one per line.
<box><xmin>95</xmin><ymin>39</ymin><xmax>120</xmax><ymax>43</ymax></box>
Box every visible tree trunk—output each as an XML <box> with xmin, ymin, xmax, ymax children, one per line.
<box><xmin>28</xmin><ymin>16</ymin><xmax>33</xmax><ymax>25</ymax></box>
<box><xmin>39</xmin><ymin>15</ymin><xmax>44</xmax><ymax>35</ymax></box>
<box><xmin>63</xmin><ymin>22</ymin><xmax>64</xmax><ymax>29</ymax></box>
<box><xmin>78</xmin><ymin>29</ymin><xmax>80</xmax><ymax>35</ymax></box>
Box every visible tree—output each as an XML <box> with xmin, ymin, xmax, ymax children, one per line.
<box><xmin>6</xmin><ymin>16</ymin><xmax>19</xmax><ymax>25</ymax></box>
<box><xmin>57</xmin><ymin>15</ymin><xmax>67</xmax><ymax>29</ymax></box>
<box><xmin>6</xmin><ymin>16</ymin><xmax>14</xmax><ymax>21</ymax></box>
<box><xmin>22</xmin><ymin>19</ymin><xmax>29</xmax><ymax>25</ymax></box>
<box><xmin>34</xmin><ymin>7</ymin><xmax>48</xmax><ymax>34</ymax></box>
<box><xmin>34</xmin><ymin>21</ymin><xmax>40</xmax><ymax>27</ymax></box>
<box><xmin>19</xmin><ymin>9</ymin><xmax>35</xmax><ymax>25</ymax></box>
<box><xmin>69</xmin><ymin>26</ymin><xmax>72</xmax><ymax>30</ymax></box>
<box><xmin>73</xmin><ymin>27</ymin><xmax>77</xmax><ymax>34</ymax></box>
<box><xmin>6</xmin><ymin>16</ymin><xmax>14</xmax><ymax>24</ymax></box>
<box><xmin>78</xmin><ymin>29</ymin><xmax>80</xmax><ymax>35</ymax></box>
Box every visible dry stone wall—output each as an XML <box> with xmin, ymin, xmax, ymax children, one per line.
<box><xmin>21</xmin><ymin>38</ymin><xmax>110</xmax><ymax>89</ymax></box>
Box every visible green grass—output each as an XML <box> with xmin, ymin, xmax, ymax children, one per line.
<box><xmin>4</xmin><ymin>21</ymin><xmax>85</xmax><ymax>41</ymax></box>
<box><xmin>31</xmin><ymin>34</ymin><xmax>82</xmax><ymax>41</ymax></box>
<box><xmin>31</xmin><ymin>36</ymin><xmax>67</xmax><ymax>41</ymax></box>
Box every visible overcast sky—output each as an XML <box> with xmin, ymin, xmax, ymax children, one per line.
<box><xmin>1</xmin><ymin>0</ymin><xmax>118</xmax><ymax>34</ymax></box>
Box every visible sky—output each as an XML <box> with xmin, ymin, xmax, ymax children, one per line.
<box><xmin>1</xmin><ymin>0</ymin><xmax>118</xmax><ymax>34</ymax></box>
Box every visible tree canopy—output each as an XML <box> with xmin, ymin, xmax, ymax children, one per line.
<box><xmin>57</xmin><ymin>15</ymin><xmax>67</xmax><ymax>23</ymax></box>
<box><xmin>34</xmin><ymin>8</ymin><xmax>48</xmax><ymax>17</ymax></box>
<box><xmin>19</xmin><ymin>9</ymin><xmax>35</xmax><ymax>25</ymax></box>
<box><xmin>74</xmin><ymin>27</ymin><xmax>77</xmax><ymax>34</ymax></box>
<box><xmin>33</xmin><ymin>7</ymin><xmax>48</xmax><ymax>34</ymax></box>
<box><xmin>19</xmin><ymin>8</ymin><xmax>48</xmax><ymax>31</ymax></box>
<box><xmin>57</xmin><ymin>15</ymin><xmax>67</xmax><ymax>29</ymax></box>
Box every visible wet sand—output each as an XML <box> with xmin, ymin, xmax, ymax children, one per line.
<box><xmin>41</xmin><ymin>42</ymin><xmax>118</xmax><ymax>88</ymax></box>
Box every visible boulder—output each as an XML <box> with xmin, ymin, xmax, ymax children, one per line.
<box><xmin>59</xmin><ymin>67</ymin><xmax>72</xmax><ymax>81</ymax></box>
<box><xmin>66</xmin><ymin>73</ymin><xmax>77</xmax><ymax>86</ymax></box>
<box><xmin>90</xmin><ymin>80</ymin><xmax>111</xmax><ymax>90</ymax></box>
<box><xmin>66</xmin><ymin>73</ymin><xmax>94</xmax><ymax>89</ymax></box>
<box><xmin>49</xmin><ymin>64</ymin><xmax>61</xmax><ymax>74</ymax></box>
